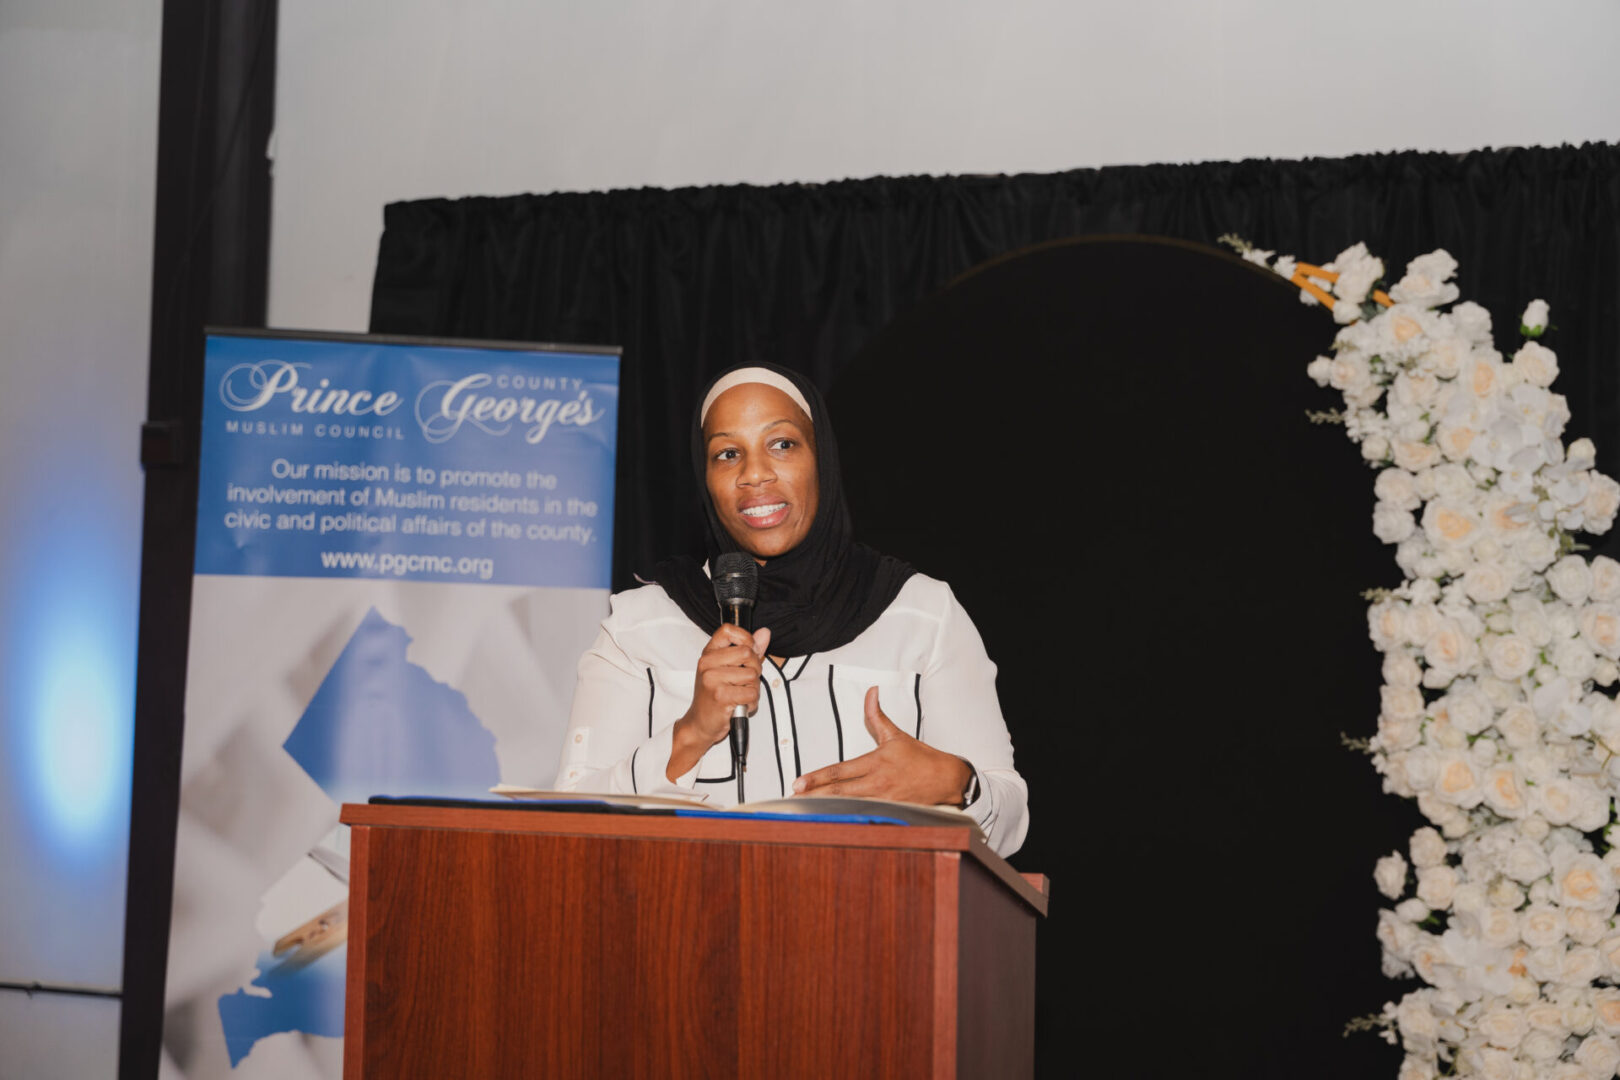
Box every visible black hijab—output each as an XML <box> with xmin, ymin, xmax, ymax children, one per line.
<box><xmin>647</xmin><ymin>363</ymin><xmax>914</xmax><ymax>657</ymax></box>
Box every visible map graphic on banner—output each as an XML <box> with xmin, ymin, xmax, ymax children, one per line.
<box><xmin>166</xmin><ymin>331</ymin><xmax>620</xmax><ymax>1078</ymax></box>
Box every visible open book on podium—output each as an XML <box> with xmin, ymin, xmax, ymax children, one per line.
<box><xmin>343</xmin><ymin>784</ymin><xmax>1045</xmax><ymax>1078</ymax></box>
<box><xmin>485</xmin><ymin>783</ymin><xmax>987</xmax><ymax>843</ymax></box>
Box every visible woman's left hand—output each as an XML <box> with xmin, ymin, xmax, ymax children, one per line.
<box><xmin>793</xmin><ymin>687</ymin><xmax>972</xmax><ymax>806</ymax></box>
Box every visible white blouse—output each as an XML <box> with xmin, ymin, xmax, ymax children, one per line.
<box><xmin>555</xmin><ymin>573</ymin><xmax>1029</xmax><ymax>856</ymax></box>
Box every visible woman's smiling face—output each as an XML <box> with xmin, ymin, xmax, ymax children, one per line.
<box><xmin>702</xmin><ymin>382</ymin><xmax>819</xmax><ymax>561</ymax></box>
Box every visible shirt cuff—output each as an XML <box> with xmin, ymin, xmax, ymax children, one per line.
<box><xmin>631</xmin><ymin>723</ymin><xmax>700</xmax><ymax>795</ymax></box>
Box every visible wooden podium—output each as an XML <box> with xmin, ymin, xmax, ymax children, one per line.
<box><xmin>340</xmin><ymin>802</ymin><xmax>1047</xmax><ymax>1079</ymax></box>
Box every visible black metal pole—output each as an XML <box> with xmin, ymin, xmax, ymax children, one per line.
<box><xmin>119</xmin><ymin>1</ymin><xmax>275</xmax><ymax>1076</ymax></box>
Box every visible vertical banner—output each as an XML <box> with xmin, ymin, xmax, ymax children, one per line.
<box><xmin>162</xmin><ymin>331</ymin><xmax>619</xmax><ymax>1077</ymax></box>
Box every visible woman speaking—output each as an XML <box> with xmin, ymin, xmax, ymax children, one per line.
<box><xmin>555</xmin><ymin>364</ymin><xmax>1027</xmax><ymax>857</ymax></box>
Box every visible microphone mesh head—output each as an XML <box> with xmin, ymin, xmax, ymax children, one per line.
<box><xmin>712</xmin><ymin>552</ymin><xmax>759</xmax><ymax>604</ymax></box>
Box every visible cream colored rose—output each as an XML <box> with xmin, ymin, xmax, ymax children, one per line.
<box><xmin>1376</xmin><ymin>851</ymin><xmax>1410</xmax><ymax>899</ymax></box>
<box><xmin>1374</xmin><ymin>502</ymin><xmax>1417</xmax><ymax>544</ymax></box>
<box><xmin>1526</xmin><ymin>944</ymin><xmax>1567</xmax><ymax>982</ymax></box>
<box><xmin>1555</xmin><ymin>851</ymin><xmax>1618</xmax><ymax>913</ymax></box>
<box><xmin>1581</xmin><ymin>603</ymin><xmax>1620</xmax><ymax>659</ymax></box>
<box><xmin>1384</xmin><ymin>651</ymin><xmax>1423</xmax><ymax>687</ymax></box>
<box><xmin>1479</xmin><ymin>906</ymin><xmax>1520</xmax><ymax>948</ymax></box>
<box><xmin>1587</xmin><ymin>474</ymin><xmax>1620</xmax><ymax>528</ymax></box>
<box><xmin>1565</xmin><ymin>946</ymin><xmax>1605</xmax><ymax>987</ymax></box>
<box><xmin>1329</xmin><ymin>353</ymin><xmax>1372</xmax><ymax>392</ymax></box>
<box><xmin>1535</xmin><ymin>778</ymin><xmax>1584</xmax><ymax>826</ymax></box>
<box><xmin>1409</xmin><ymin>826</ymin><xmax>1447</xmax><ymax>868</ymax></box>
<box><xmin>1526</xmin><ymin>999</ymin><xmax>1570</xmax><ymax>1035</ymax></box>
<box><xmin>1522</xmin><ymin>1028</ymin><xmax>1564</xmax><ymax>1063</ymax></box>
<box><xmin>1424</xmin><ymin>619</ymin><xmax>1481</xmax><ymax>676</ymax></box>
<box><xmin>1369</xmin><ymin>600</ymin><xmax>1408</xmax><ymax>650</ymax></box>
<box><xmin>1422</xmin><ymin>500</ymin><xmax>1482</xmax><ymax>549</ymax></box>
<box><xmin>1478</xmin><ymin>1004</ymin><xmax>1529</xmax><ymax>1050</ymax></box>
<box><xmin>1513</xmin><ymin>341</ymin><xmax>1559</xmax><ymax>387</ymax></box>
<box><xmin>1435</xmin><ymin>423</ymin><xmax>1477</xmax><ymax>462</ymax></box>
<box><xmin>1481</xmin><ymin>765</ymin><xmax>1530</xmax><ymax>820</ymax></box>
<box><xmin>1575</xmin><ymin>1032</ymin><xmax>1620</xmax><ymax>1077</ymax></box>
<box><xmin>1488</xmin><ymin>875</ymin><xmax>1525</xmax><ymax>910</ymax></box>
<box><xmin>1379</xmin><ymin>715</ymin><xmax>1423</xmax><ymax>754</ymax></box>
<box><xmin>1432</xmin><ymin>751</ymin><xmax>1485</xmax><ymax>808</ymax></box>
<box><xmin>1594</xmin><ymin>991</ymin><xmax>1620</xmax><ymax>1036</ymax></box>
<box><xmin>1549</xmin><ymin>554</ymin><xmax>1596</xmax><ymax>603</ymax></box>
<box><xmin>1517</xmin><ymin>532</ymin><xmax>1561</xmax><ymax>572</ymax></box>
<box><xmin>1415</xmin><ymin>866</ymin><xmax>1458</xmax><ymax>909</ymax></box>
<box><xmin>1592</xmin><ymin>556</ymin><xmax>1620</xmax><ymax>602</ymax></box>
<box><xmin>1376</xmin><ymin>467</ymin><xmax>1422</xmax><ymax>511</ymax></box>
<box><xmin>1505</xmin><ymin>838</ymin><xmax>1551</xmax><ymax>883</ymax></box>
<box><xmin>1484</xmin><ymin>634</ymin><xmax>1536</xmax><ymax>680</ymax></box>
<box><xmin>1522</xmin><ymin>903</ymin><xmax>1567</xmax><ymax>948</ymax></box>
<box><xmin>1496</xmin><ymin>704</ymin><xmax>1539</xmax><ymax>749</ymax></box>
<box><xmin>1569</xmin><ymin>906</ymin><xmax>1609</xmax><ymax>947</ymax></box>
<box><xmin>1381</xmin><ymin>683</ymin><xmax>1425</xmax><ymax>722</ymax></box>
<box><xmin>1395</xmin><ymin>1055</ymin><xmax>1435</xmax><ymax>1080</ymax></box>
<box><xmin>1463</xmin><ymin>561</ymin><xmax>1513</xmax><ymax>603</ymax></box>
<box><xmin>1394</xmin><ymin>439</ymin><xmax>1441</xmax><ymax>472</ymax></box>
<box><xmin>1510</xmin><ymin>599</ymin><xmax>1554</xmax><ymax>645</ymax></box>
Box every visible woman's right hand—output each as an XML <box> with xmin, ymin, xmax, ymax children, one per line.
<box><xmin>668</xmin><ymin>625</ymin><xmax>771</xmax><ymax>779</ymax></box>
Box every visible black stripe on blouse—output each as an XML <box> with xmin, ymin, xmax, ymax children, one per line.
<box><xmin>827</xmin><ymin>665</ymin><xmax>845</xmax><ymax>762</ymax></box>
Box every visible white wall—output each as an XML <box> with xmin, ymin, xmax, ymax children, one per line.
<box><xmin>270</xmin><ymin>0</ymin><xmax>1620</xmax><ymax>333</ymax></box>
<box><xmin>0</xmin><ymin>0</ymin><xmax>159</xmax><ymax>1014</ymax></box>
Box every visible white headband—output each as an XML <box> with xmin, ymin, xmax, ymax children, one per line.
<box><xmin>699</xmin><ymin>367</ymin><xmax>814</xmax><ymax>426</ymax></box>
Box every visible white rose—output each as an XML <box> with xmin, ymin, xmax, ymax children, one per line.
<box><xmin>1379</xmin><ymin>716</ymin><xmax>1423</xmax><ymax>754</ymax></box>
<box><xmin>1505</xmin><ymin>837</ymin><xmax>1552</xmax><ymax>883</ymax></box>
<box><xmin>1555</xmin><ymin>637</ymin><xmax>1599</xmax><ymax>681</ymax></box>
<box><xmin>1582</xmin><ymin>604</ymin><xmax>1620</xmax><ymax>659</ymax></box>
<box><xmin>1521</xmin><ymin>298</ymin><xmax>1550</xmax><ymax>336</ymax></box>
<box><xmin>1496</xmin><ymin>704</ymin><xmax>1539</xmax><ymax>748</ymax></box>
<box><xmin>1362</xmin><ymin>434</ymin><xmax>1392</xmax><ymax>463</ymax></box>
<box><xmin>1424</xmin><ymin>619</ymin><xmax>1481</xmax><ymax>677</ymax></box>
<box><xmin>1483</xmin><ymin>634</ymin><xmax>1536</xmax><ymax>681</ymax></box>
<box><xmin>1526</xmin><ymin>943</ymin><xmax>1566</xmax><ymax>982</ymax></box>
<box><xmin>1329</xmin><ymin>352</ymin><xmax>1372</xmax><ymax>392</ymax></box>
<box><xmin>1376</xmin><ymin>851</ymin><xmax>1410</xmax><ymax>899</ymax></box>
<box><xmin>1569</xmin><ymin>906</ymin><xmax>1609</xmax><ymax>946</ymax></box>
<box><xmin>1394</xmin><ymin>439</ymin><xmax>1441</xmax><ymax>472</ymax></box>
<box><xmin>1522</xmin><ymin>1028</ymin><xmax>1565</xmax><ymax>1063</ymax></box>
<box><xmin>1550</xmin><ymin>555</ymin><xmax>1596</xmax><ymax>603</ymax></box>
<box><xmin>1374</xmin><ymin>502</ymin><xmax>1417</xmax><ymax>543</ymax></box>
<box><xmin>1487</xmin><ymin>874</ymin><xmax>1525</xmax><ymax>909</ymax></box>
<box><xmin>1389</xmin><ymin>250</ymin><xmax>1460</xmax><ymax>309</ymax></box>
<box><xmin>1535</xmin><ymin>777</ymin><xmax>1587</xmax><ymax>826</ymax></box>
<box><xmin>1555</xmin><ymin>850</ymin><xmax>1619</xmax><ymax>913</ymax></box>
<box><xmin>1306</xmin><ymin>355</ymin><xmax>1334</xmax><ymax>386</ymax></box>
<box><xmin>1592</xmin><ymin>991</ymin><xmax>1620</xmax><ymax>1037</ymax></box>
<box><xmin>1478</xmin><ymin>1004</ymin><xmax>1529</xmax><ymax>1050</ymax></box>
<box><xmin>1527</xmin><ymin>999</ymin><xmax>1571</xmax><ymax>1035</ymax></box>
<box><xmin>1575</xmin><ymin>1033</ymin><xmax>1620</xmax><ymax>1077</ymax></box>
<box><xmin>1330</xmin><ymin>242</ymin><xmax>1384</xmax><ymax>306</ymax></box>
<box><xmin>1597</xmin><ymin>657</ymin><xmax>1619</xmax><ymax>686</ymax></box>
<box><xmin>1451</xmin><ymin>301</ymin><xmax>1494</xmax><ymax>344</ymax></box>
<box><xmin>1382</xmin><ymin>683</ymin><xmax>1426</xmax><ymax>722</ymax></box>
<box><xmin>1396</xmin><ymin>1057</ymin><xmax>1435</xmax><ymax>1080</ymax></box>
<box><xmin>1415</xmin><ymin>865</ymin><xmax>1458</xmax><ymax>909</ymax></box>
<box><xmin>1395</xmin><ymin>897</ymin><xmax>1431</xmax><ymax>922</ymax></box>
<box><xmin>1369</xmin><ymin>600</ymin><xmax>1408</xmax><ymax>650</ymax></box>
<box><xmin>1517</xmin><ymin>532</ymin><xmax>1561</xmax><ymax>572</ymax></box>
<box><xmin>1461</xmin><ymin>562</ymin><xmax>1513</xmax><ymax>603</ymax></box>
<box><xmin>1422</xmin><ymin>500</ymin><xmax>1482</xmax><ymax>550</ymax></box>
<box><xmin>1376</xmin><ymin>467</ymin><xmax>1422</xmax><ymax>511</ymax></box>
<box><xmin>1432</xmin><ymin>751</ymin><xmax>1484</xmax><ymax>808</ymax></box>
<box><xmin>1513</xmin><ymin>340</ymin><xmax>1559</xmax><ymax>387</ymax></box>
<box><xmin>1410</xmin><ymin>827</ymin><xmax>1448</xmax><ymax>868</ymax></box>
<box><xmin>1384</xmin><ymin>651</ymin><xmax>1424</xmax><ymax>687</ymax></box>
<box><xmin>1522</xmin><ymin>902</ymin><xmax>1567</xmax><ymax>948</ymax></box>
<box><xmin>1479</xmin><ymin>906</ymin><xmax>1520</xmax><ymax>948</ymax></box>
<box><xmin>1587</xmin><ymin>474</ymin><xmax>1620</xmax><ymax>531</ymax></box>
<box><xmin>1481</xmin><ymin>765</ymin><xmax>1530</xmax><ymax>819</ymax></box>
<box><xmin>1591</xmin><ymin>556</ymin><xmax>1620</xmax><ymax>601</ymax></box>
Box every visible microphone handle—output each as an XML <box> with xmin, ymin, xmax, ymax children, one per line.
<box><xmin>722</xmin><ymin>600</ymin><xmax>754</xmax><ymax>786</ymax></box>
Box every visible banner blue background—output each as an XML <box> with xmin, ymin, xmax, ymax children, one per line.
<box><xmin>195</xmin><ymin>334</ymin><xmax>619</xmax><ymax>588</ymax></box>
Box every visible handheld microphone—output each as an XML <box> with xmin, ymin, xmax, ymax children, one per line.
<box><xmin>712</xmin><ymin>552</ymin><xmax>758</xmax><ymax>790</ymax></box>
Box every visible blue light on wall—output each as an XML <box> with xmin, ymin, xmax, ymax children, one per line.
<box><xmin>6</xmin><ymin>524</ymin><xmax>136</xmax><ymax>864</ymax></box>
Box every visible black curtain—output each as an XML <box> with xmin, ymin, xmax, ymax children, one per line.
<box><xmin>371</xmin><ymin>143</ymin><xmax>1620</xmax><ymax>586</ymax></box>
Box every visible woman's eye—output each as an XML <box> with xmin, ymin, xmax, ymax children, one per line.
<box><xmin>714</xmin><ymin>448</ymin><xmax>739</xmax><ymax>462</ymax></box>
<box><xmin>769</xmin><ymin>438</ymin><xmax>796</xmax><ymax>452</ymax></box>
